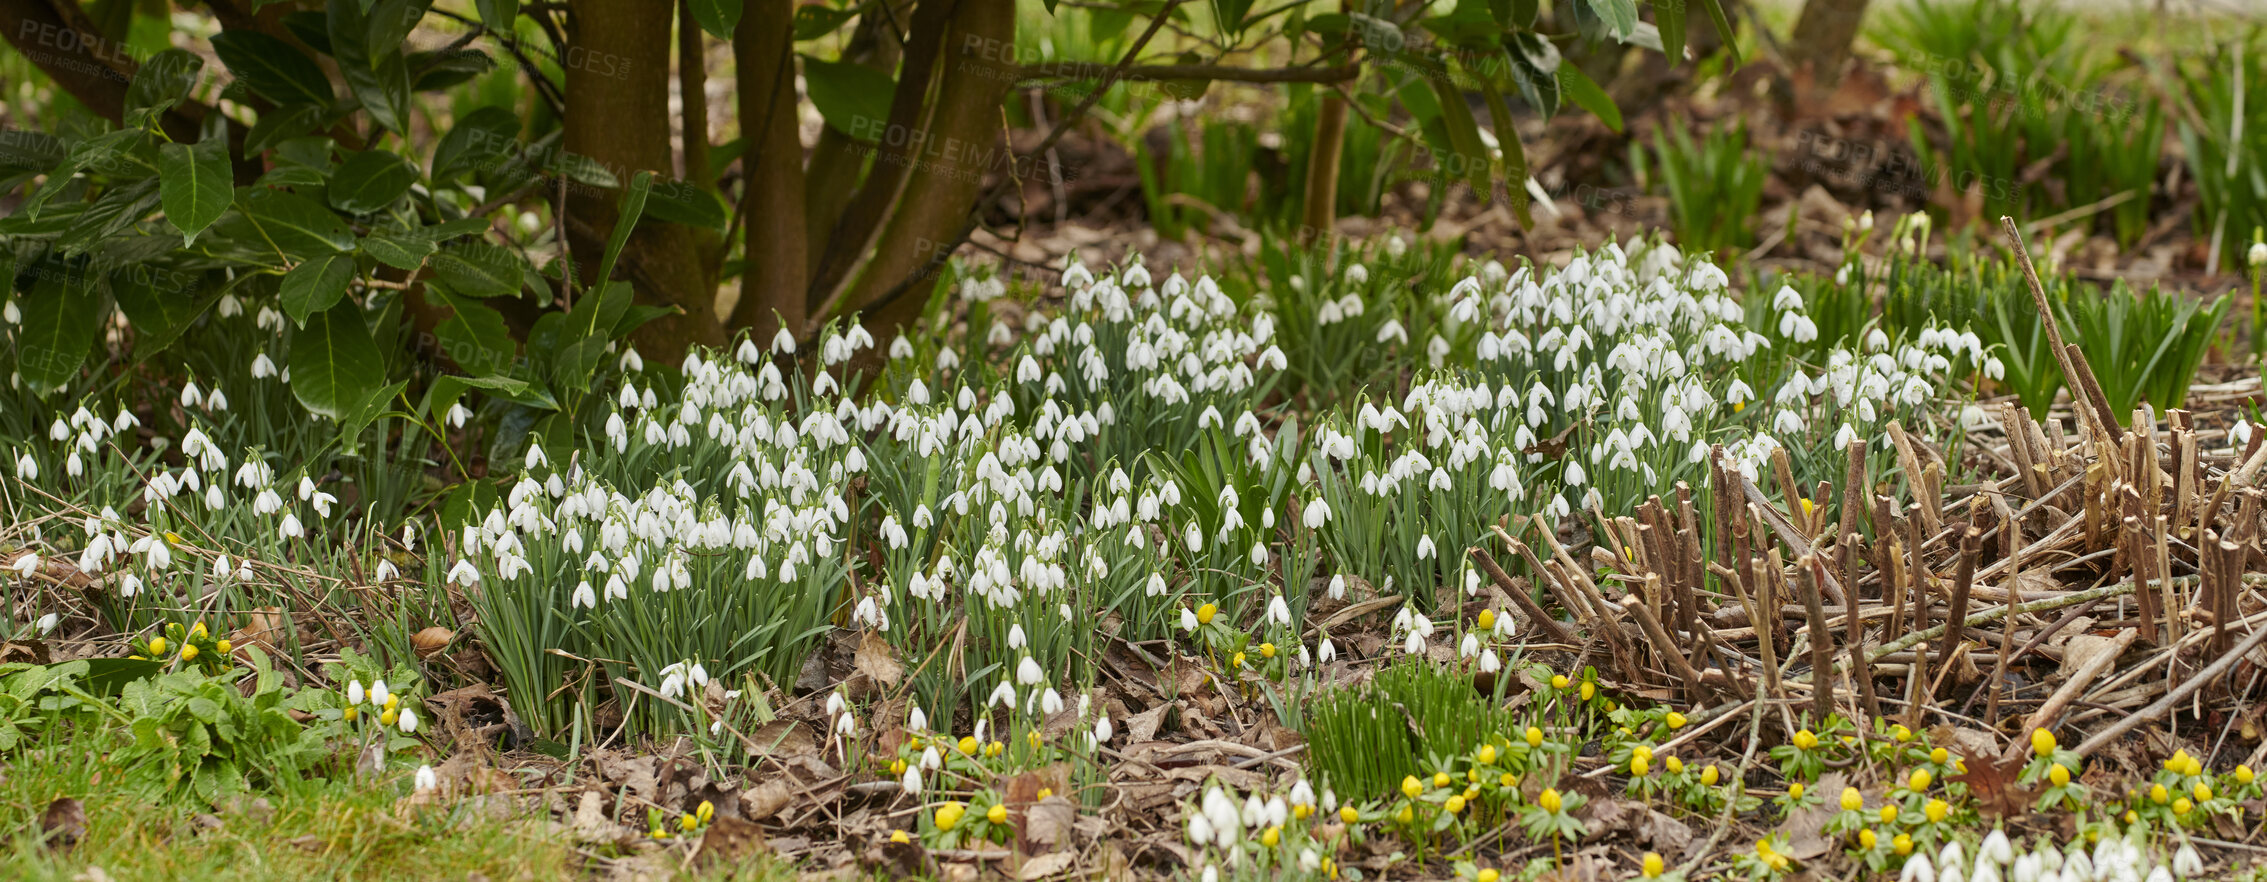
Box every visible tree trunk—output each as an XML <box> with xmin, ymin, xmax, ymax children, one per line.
<box><xmin>828</xmin><ymin>0</ymin><xmax>1016</xmax><ymax>340</ymax></box>
<box><xmin>564</xmin><ymin>0</ymin><xmax>724</xmax><ymax>362</ymax></box>
<box><xmin>0</xmin><ymin>0</ymin><xmax>207</xmax><ymax>145</ymax></box>
<box><xmin>678</xmin><ymin>0</ymin><xmax>723</xmax><ymax>297</ymax></box>
<box><xmin>726</xmin><ymin>0</ymin><xmax>808</xmax><ymax>341</ymax></box>
<box><xmin>1787</xmin><ymin>0</ymin><xmax>1870</xmax><ymax>81</ymax></box>
<box><xmin>802</xmin><ymin>1</ymin><xmax>909</xmax><ymax>272</ymax></box>
<box><xmin>1300</xmin><ymin>93</ymin><xmax>1348</xmax><ymax>246</ymax></box>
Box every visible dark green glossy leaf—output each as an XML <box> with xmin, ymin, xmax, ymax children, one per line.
<box><xmin>126</xmin><ymin>50</ymin><xmax>205</xmax><ymax>126</ymax></box>
<box><xmin>13</xmin><ymin>258</ymin><xmax>103</xmax><ymax>395</ymax></box>
<box><xmin>429</xmin><ymin>285</ymin><xmax>516</xmax><ymax>375</ymax></box>
<box><xmin>1557</xmin><ymin>61</ymin><xmax>1621</xmax><ymax>132</ymax></box>
<box><xmin>60</xmin><ymin>177</ymin><xmax>161</xmax><ymax>254</ymax></box>
<box><xmin>801</xmin><ymin>56</ymin><xmax>895</xmax><ymax>141</ymax></box>
<box><xmin>282</xmin><ymin>252</ymin><xmax>358</xmax><ymax>323</ymax></box>
<box><xmin>327</xmin><ymin>150</ymin><xmax>418</xmax><ymax>214</ymax></box>
<box><xmin>237</xmin><ymin>189</ymin><xmax>356</xmax><ymax>260</ymax></box>
<box><xmin>430</xmin><ymin>241</ymin><xmax>522</xmax><ymax>297</ymax></box>
<box><xmin>244</xmin><ymin>104</ymin><xmax>331</xmax><ymax>156</ymax></box>
<box><xmin>366</xmin><ymin>0</ymin><xmax>433</xmax><ymax>64</ymax></box>
<box><xmin>158</xmin><ymin>138</ymin><xmax>233</xmax><ymax>244</ymax></box>
<box><xmin>475</xmin><ymin>0</ymin><xmax>518</xmax><ymax>30</ymax></box>
<box><xmin>360</xmin><ymin>233</ymin><xmax>435</xmax><ymax>270</ymax></box>
<box><xmin>643</xmin><ymin>178</ymin><xmax>728</xmax><ymax>230</ymax></box>
<box><xmin>430</xmin><ymin>106</ymin><xmax>520</xmax><ymax>181</ymax></box>
<box><xmin>112</xmin><ymin>266</ymin><xmax>221</xmax><ymax>357</ymax></box>
<box><xmin>289</xmin><ymin>299</ymin><xmax>386</xmax><ymax>419</ymax></box>
<box><xmin>687</xmin><ymin>0</ymin><xmax>742</xmax><ymax>40</ymax></box>
<box><xmin>792</xmin><ymin>4</ymin><xmax>857</xmax><ymax>39</ymax></box>
<box><xmin>211</xmin><ymin>31</ymin><xmax>333</xmax><ymax>107</ymax></box>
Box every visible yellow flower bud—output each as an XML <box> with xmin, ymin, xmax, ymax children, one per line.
<box><xmin>1499</xmin><ymin>772</ymin><xmax>1518</xmax><ymax>788</ymax></box>
<box><xmin>2238</xmin><ymin>765</ymin><xmax>2256</xmax><ymax>784</ymax></box>
<box><xmin>698</xmin><ymin>801</ymin><xmax>714</xmax><ymax>824</ymax></box>
<box><xmin>181</xmin><ymin>644</ymin><xmax>199</xmax><ymax>662</ymax></box>
<box><xmin>1432</xmin><ymin>772</ymin><xmax>1450</xmax><ymax>789</ymax></box>
<box><xmin>1028</xmin><ymin>731</ymin><xmax>1043</xmax><ymax>749</ymax></box>
<box><xmin>1701</xmin><ymin>765</ymin><xmax>1720</xmax><ymax>786</ymax></box>
<box><xmin>1232</xmin><ymin>652</ymin><xmax>1246</xmax><ymax>668</ymax></box>
<box><xmin>2150</xmin><ymin>783</ymin><xmax>2170</xmax><ymax>804</ymax></box>
<box><xmin>1445</xmin><ymin>795</ymin><xmax>1465</xmax><ymax>814</ymax></box>
<box><xmin>1394</xmin><ymin>804</ymin><xmax>1413</xmax><ymax>825</ymax></box>
<box><xmin>1476</xmin><ymin>744</ymin><xmax>1496</xmax><ymax>764</ymax></box>
<box><xmin>1893</xmin><ymin>833</ymin><xmax>1913</xmax><ymax>855</ymax></box>
<box><xmin>343</xmin><ymin>706</ymin><xmax>359</xmax><ymax>722</ymax></box>
<box><xmin>1525</xmin><ymin>726</ymin><xmax>1544</xmax><ymax>748</ymax></box>
<box><xmin>1840</xmin><ymin>787</ymin><xmax>1863</xmax><ymax>812</ymax></box>
<box><xmin>1879</xmin><ymin>804</ymin><xmax>1897</xmax><ymax>824</ymax></box>
<box><xmin>986</xmin><ymin>803</ymin><xmax>1008</xmax><ymax>825</ymax></box>
<box><xmin>1538</xmin><ymin>789</ymin><xmax>1562</xmax><ymax>813</ymax></box>
<box><xmin>1908</xmin><ymin>769</ymin><xmax>1931</xmax><ymax>791</ymax></box>
<box><xmin>1665</xmin><ymin>711</ymin><xmax>1687</xmax><ymax>730</ymax></box>
<box><xmin>2031</xmin><ymin>728</ymin><xmax>2057</xmax><ymax>757</ymax></box>
<box><xmin>2174</xmin><ymin>797</ymin><xmax>2193</xmax><ymax>815</ymax></box>
<box><xmin>1892</xmin><ymin>724</ymin><xmax>1912</xmax><ymax>743</ymax></box>
<box><xmin>380</xmin><ymin>709</ymin><xmax>398</xmax><ymax>727</ymax></box>
<box><xmin>1579</xmin><ymin>681</ymin><xmax>1595</xmax><ymax>701</ymax></box>
<box><xmin>1259</xmin><ymin>642</ymin><xmax>1276</xmax><ymax>659</ymax></box>
<box><xmin>1551</xmin><ymin>674</ymin><xmax>1569</xmax><ymax>690</ymax></box>
<box><xmin>1924</xmin><ymin>799</ymin><xmax>1947</xmax><ymax>823</ymax></box>
<box><xmin>890</xmin><ymin>830</ymin><xmax>910</xmax><ymax>844</ymax></box>
<box><xmin>891</xmin><ymin>759</ymin><xmax>907</xmax><ymax>775</ymax></box>
<box><xmin>2194</xmin><ymin>783</ymin><xmax>2213</xmax><ymax>802</ymax></box>
<box><xmin>1929</xmin><ymin>747</ymin><xmax>1948</xmax><ymax>765</ymax></box>
<box><xmin>1630</xmin><ymin>755</ymin><xmax>1649</xmax><ymax>776</ymax></box>
<box><xmin>1642</xmin><ymin>853</ymin><xmax>1665</xmax><ymax>877</ymax></box>
<box><xmin>1788</xmin><ymin>782</ymin><xmax>1804</xmax><ymax>800</ymax></box>
<box><xmin>935</xmin><ymin>802</ymin><xmax>965</xmax><ymax>831</ymax></box>
<box><xmin>680</xmin><ymin>813</ymin><xmax>697</xmax><ymax>831</ymax></box>
<box><xmin>1340</xmin><ymin>805</ymin><xmax>1360</xmax><ymax>824</ymax></box>
<box><xmin>1477</xmin><ymin>609</ymin><xmax>1496</xmax><ymax>631</ymax></box>
<box><xmin>1793</xmin><ymin>730</ymin><xmax>1818</xmax><ymax>750</ymax></box>
<box><xmin>215</xmin><ymin>639</ymin><xmax>232</xmax><ymax>654</ymax></box>
<box><xmin>1859</xmin><ymin>829</ymin><xmax>1878</xmax><ymax>849</ymax></box>
<box><xmin>149</xmin><ymin>637</ymin><xmax>167</xmax><ymax>656</ymax></box>
<box><xmin>1196</xmin><ymin>603</ymin><xmax>1217</xmax><ymax>625</ymax></box>
<box><xmin>1261</xmin><ymin>825</ymin><xmax>1280</xmax><ymax>847</ymax></box>
<box><xmin>1664</xmin><ymin>756</ymin><xmax>1683</xmax><ymax>774</ymax></box>
<box><xmin>1402</xmin><ymin>776</ymin><xmax>1424</xmax><ymax>799</ymax></box>
<box><xmin>958</xmin><ymin>736</ymin><xmax>978</xmax><ymax>755</ymax></box>
<box><xmin>1479</xmin><ymin>870</ymin><xmax>1502</xmax><ymax>882</ymax></box>
<box><xmin>1038</xmin><ymin>788</ymin><xmax>1054</xmax><ymax>800</ymax></box>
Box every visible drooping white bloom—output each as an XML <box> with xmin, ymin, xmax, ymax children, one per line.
<box><xmin>415</xmin><ymin>764</ymin><xmax>439</xmax><ymax>792</ymax></box>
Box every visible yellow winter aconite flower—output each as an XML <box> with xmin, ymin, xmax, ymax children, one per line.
<box><xmin>890</xmin><ymin>830</ymin><xmax>910</xmax><ymax>844</ymax></box>
<box><xmin>1664</xmin><ymin>756</ymin><xmax>1683</xmax><ymax>774</ymax></box>
<box><xmin>1665</xmin><ymin>711</ymin><xmax>1687</xmax><ymax>730</ymax></box>
<box><xmin>1525</xmin><ymin>726</ymin><xmax>1544</xmax><ymax>748</ymax></box>
<box><xmin>958</xmin><ymin>736</ymin><xmax>979</xmax><ymax>755</ymax></box>
<box><xmin>987</xmin><ymin>740</ymin><xmax>1004</xmax><ymax>757</ymax></box>
<box><xmin>1478</xmin><ymin>869</ymin><xmax>1501</xmax><ymax>882</ymax></box>
<box><xmin>1641</xmin><ymin>853</ymin><xmax>1666</xmax><ymax>877</ymax></box>
<box><xmin>935</xmin><ymin>802</ymin><xmax>965</xmax><ymax>831</ymax></box>
<box><xmin>1037</xmin><ymin>788</ymin><xmax>1054</xmax><ymax>800</ymax></box>
<box><xmin>1259</xmin><ymin>642</ymin><xmax>1276</xmax><ymax>659</ymax></box>
<box><xmin>697</xmin><ymin>801</ymin><xmax>714</xmax><ymax>825</ymax></box>
<box><xmin>1579</xmin><ymin>681</ymin><xmax>1595</xmax><ymax>701</ymax></box>
<box><xmin>1499</xmin><ymin>772</ymin><xmax>1518</xmax><ymax>788</ymax></box>
<box><xmin>2032</xmin><ymin>728</ymin><xmax>2057</xmax><ymax>757</ymax></box>
<box><xmin>1432</xmin><ymin>771</ymin><xmax>1450</xmax><ymax>788</ymax></box>
<box><xmin>1891</xmin><ymin>724</ymin><xmax>1913</xmax><ymax>743</ymax></box>
<box><xmin>380</xmin><ymin>709</ymin><xmax>399</xmax><ymax>727</ymax></box>
<box><xmin>1701</xmin><ymin>765</ymin><xmax>1720</xmax><ymax>786</ymax></box>
<box><xmin>215</xmin><ymin>639</ymin><xmax>232</xmax><ymax>654</ymax></box>
<box><xmin>1893</xmin><ymin>833</ymin><xmax>1913</xmax><ymax>855</ymax></box>
<box><xmin>1339</xmin><ymin>806</ymin><xmax>1360</xmax><ymax>824</ymax></box>
<box><xmin>1261</xmin><ymin>825</ymin><xmax>1280</xmax><ymax>847</ymax></box>
<box><xmin>1630</xmin><ymin>755</ymin><xmax>1649</xmax><ymax>776</ymax></box>
<box><xmin>1231</xmin><ymin>652</ymin><xmax>1247</xmax><ymax>668</ymax></box>
<box><xmin>1476</xmin><ymin>609</ymin><xmax>1496</xmax><ymax>630</ymax></box>
<box><xmin>679</xmin><ymin>813</ymin><xmax>698</xmax><ymax>832</ymax></box>
<box><xmin>1402</xmin><ymin>776</ymin><xmax>1424</xmax><ymax>799</ymax></box>
<box><xmin>1929</xmin><ymin>747</ymin><xmax>1948</xmax><ymax>765</ymax></box>
<box><xmin>1792</xmin><ymin>729</ymin><xmax>1818</xmax><ymax>750</ymax></box>
<box><xmin>891</xmin><ymin>758</ymin><xmax>907</xmax><ymax>775</ymax></box>
<box><xmin>2150</xmin><ymin>783</ymin><xmax>2170</xmax><ymax>804</ymax></box>
<box><xmin>2174</xmin><ymin>797</ymin><xmax>2194</xmax><ymax>815</ymax></box>
<box><xmin>149</xmin><ymin>637</ymin><xmax>167</xmax><ymax>656</ymax></box>
<box><xmin>986</xmin><ymin>803</ymin><xmax>1008</xmax><ymax>825</ymax></box>
<box><xmin>2194</xmin><ymin>783</ymin><xmax>2213</xmax><ymax>802</ymax></box>
<box><xmin>180</xmin><ymin>644</ymin><xmax>199</xmax><ymax>661</ymax></box>
<box><xmin>2049</xmin><ymin>764</ymin><xmax>2071</xmax><ymax>786</ymax></box>
<box><xmin>343</xmin><ymin>707</ymin><xmax>359</xmax><ymax>722</ymax></box>
<box><xmin>1551</xmin><ymin>674</ymin><xmax>1570</xmax><ymax>690</ymax></box>
<box><xmin>1444</xmin><ymin>795</ymin><xmax>1465</xmax><ymax>814</ymax></box>
<box><xmin>1394</xmin><ymin>804</ymin><xmax>1414</xmax><ymax>825</ymax></box>
<box><xmin>1924</xmin><ymin>799</ymin><xmax>1948</xmax><ymax>822</ymax></box>
<box><xmin>2239</xmin><ymin>765</ymin><xmax>2256</xmax><ymax>784</ymax></box>
<box><xmin>1859</xmin><ymin>829</ymin><xmax>1877</xmax><ymax>849</ymax></box>
<box><xmin>1028</xmin><ymin>731</ymin><xmax>1043</xmax><ymax>749</ymax></box>
<box><xmin>1538</xmin><ymin>789</ymin><xmax>1562</xmax><ymax>813</ymax></box>
<box><xmin>1196</xmin><ymin>603</ymin><xmax>1217</xmax><ymax>625</ymax></box>
<box><xmin>1476</xmin><ymin>744</ymin><xmax>1497</xmax><ymax>764</ymax></box>
<box><xmin>1879</xmin><ymin>804</ymin><xmax>1897</xmax><ymax>824</ymax></box>
<box><xmin>1787</xmin><ymin>782</ymin><xmax>1804</xmax><ymax>800</ymax></box>
<box><xmin>1840</xmin><ymin>787</ymin><xmax>1863</xmax><ymax>812</ymax></box>
<box><xmin>1908</xmin><ymin>769</ymin><xmax>1931</xmax><ymax>791</ymax></box>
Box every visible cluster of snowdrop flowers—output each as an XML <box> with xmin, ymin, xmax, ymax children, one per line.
<box><xmin>1902</xmin><ymin>829</ymin><xmax>2207</xmax><ymax>882</ymax></box>
<box><xmin>342</xmin><ymin>677</ymin><xmax>418</xmax><ymax>735</ymax></box>
<box><xmin>1182</xmin><ymin>779</ymin><xmax>1337</xmax><ymax>878</ymax></box>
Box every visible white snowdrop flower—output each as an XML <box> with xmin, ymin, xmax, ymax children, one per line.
<box><xmin>1093</xmin><ymin>713</ymin><xmax>1114</xmax><ymax>745</ymax></box>
<box><xmin>1415</xmin><ymin>534</ymin><xmax>1436</xmax><ymax>559</ymax></box>
<box><xmin>571</xmin><ymin>580</ymin><xmax>597</xmax><ymax>609</ymax></box>
<box><xmin>2172</xmin><ymin>843</ymin><xmax>2202</xmax><ymax>879</ymax></box>
<box><xmin>1041</xmin><ymin>688</ymin><xmax>1064</xmax><ymax>715</ymax></box>
<box><xmin>1017</xmin><ymin>655</ymin><xmax>1044</xmax><ymax>685</ymax></box>
<box><xmin>2142</xmin><ymin>868</ymin><xmax>2172</xmax><ymax>882</ymax></box>
<box><xmin>119</xmin><ymin>573</ymin><xmax>143</xmax><ymax>596</ymax></box>
<box><xmin>1318</xmin><ymin>638</ymin><xmax>1336</xmax><ymax>663</ymax></box>
<box><xmin>15</xmin><ymin>451</ymin><xmax>37</xmax><ymax>481</ymax></box>
<box><xmin>370</xmin><ymin>679</ymin><xmax>391</xmax><ymax>707</ymax></box>
<box><xmin>447</xmin><ymin>558</ymin><xmax>481</xmax><ymax>586</ymax></box>
<box><xmin>398</xmin><ymin>706</ymin><xmax>419</xmax><ymax>734</ymax></box>
<box><xmin>1181</xmin><ymin>607</ymin><xmax>1199</xmax><ymax>631</ymax></box>
<box><xmin>1266</xmin><ymin>594</ymin><xmax>1291</xmax><ymax>626</ymax></box>
<box><xmin>1403</xmin><ymin>628</ymin><xmax>1426</xmax><ymax>654</ymax></box>
<box><xmin>1981</xmin><ymin>830</ymin><xmax>2013</xmax><ymax>867</ymax></box>
<box><xmin>36</xmin><ymin>612</ymin><xmax>58</xmax><ymax>634</ymax></box>
<box><xmin>1459</xmin><ymin>632</ymin><xmax>1479</xmax><ymax>658</ymax></box>
<box><xmin>1186</xmin><ymin>812</ymin><xmax>1215</xmax><ymax>848</ymax></box>
<box><xmin>415</xmin><ymin>764</ymin><xmax>439</xmax><ymax>792</ymax></box>
<box><xmin>2251</xmin><ymin>241</ymin><xmax>2267</xmax><ymax>268</ymax></box>
<box><xmin>1942</xmin><ymin>842</ymin><xmax>1967</xmax><ymax>880</ymax></box>
<box><xmin>253</xmin><ymin>350</ymin><xmax>281</xmax><ymax>378</ymax></box>
<box><xmin>988</xmin><ymin>681</ymin><xmax>1017</xmax><ymax>707</ymax></box>
<box><xmin>180</xmin><ymin>381</ymin><xmax>203</xmax><ymax>409</ymax></box>
<box><xmin>446</xmin><ymin>402</ymin><xmax>472</xmax><ymax>428</ymax></box>
<box><xmin>1327</xmin><ymin>573</ymin><xmax>1346</xmax><ymax>600</ymax></box>
<box><xmin>348</xmin><ymin>680</ymin><xmax>366</xmax><ymax>705</ymax></box>
<box><xmin>1902</xmin><ymin>853</ymin><xmax>1937</xmax><ymax>882</ymax></box>
<box><xmin>277</xmin><ymin>512</ymin><xmax>305</xmax><ymax>540</ymax></box>
<box><xmin>0</xmin><ymin>300</ymin><xmax>15</xmax><ymax>323</ymax></box>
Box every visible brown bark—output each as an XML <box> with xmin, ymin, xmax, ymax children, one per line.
<box><xmin>802</xmin><ymin>1</ymin><xmax>909</xmax><ymax>270</ymax></box>
<box><xmin>564</xmin><ymin>0</ymin><xmax>725</xmax><ymax>361</ymax></box>
<box><xmin>726</xmin><ymin>0</ymin><xmax>807</xmax><ymax>340</ymax></box>
<box><xmin>0</xmin><ymin>0</ymin><xmax>207</xmax><ymax>144</ymax></box>
<box><xmin>826</xmin><ymin>0</ymin><xmax>1015</xmax><ymax>340</ymax></box>
<box><xmin>679</xmin><ymin>0</ymin><xmax>722</xmax><ymax>297</ymax></box>
<box><xmin>1786</xmin><ymin>0</ymin><xmax>1870</xmax><ymax>81</ymax></box>
<box><xmin>805</xmin><ymin>0</ymin><xmax>959</xmax><ymax>314</ymax></box>
<box><xmin>1300</xmin><ymin>93</ymin><xmax>1348</xmax><ymax>245</ymax></box>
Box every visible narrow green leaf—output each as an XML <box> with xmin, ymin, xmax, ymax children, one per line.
<box><xmin>126</xmin><ymin>50</ymin><xmax>205</xmax><ymax>126</ymax></box>
<box><xmin>159</xmin><ymin>138</ymin><xmax>234</xmax><ymax>244</ymax></box>
<box><xmin>430</xmin><ymin>106</ymin><xmax>521</xmax><ymax>181</ymax></box>
<box><xmin>594</xmin><ymin>171</ymin><xmax>651</xmax><ymax>293</ymax></box>
<box><xmin>282</xmin><ymin>252</ymin><xmax>358</xmax><ymax>324</ymax></box>
<box><xmin>1557</xmin><ymin>61</ymin><xmax>1623</xmax><ymax>133</ymax></box>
